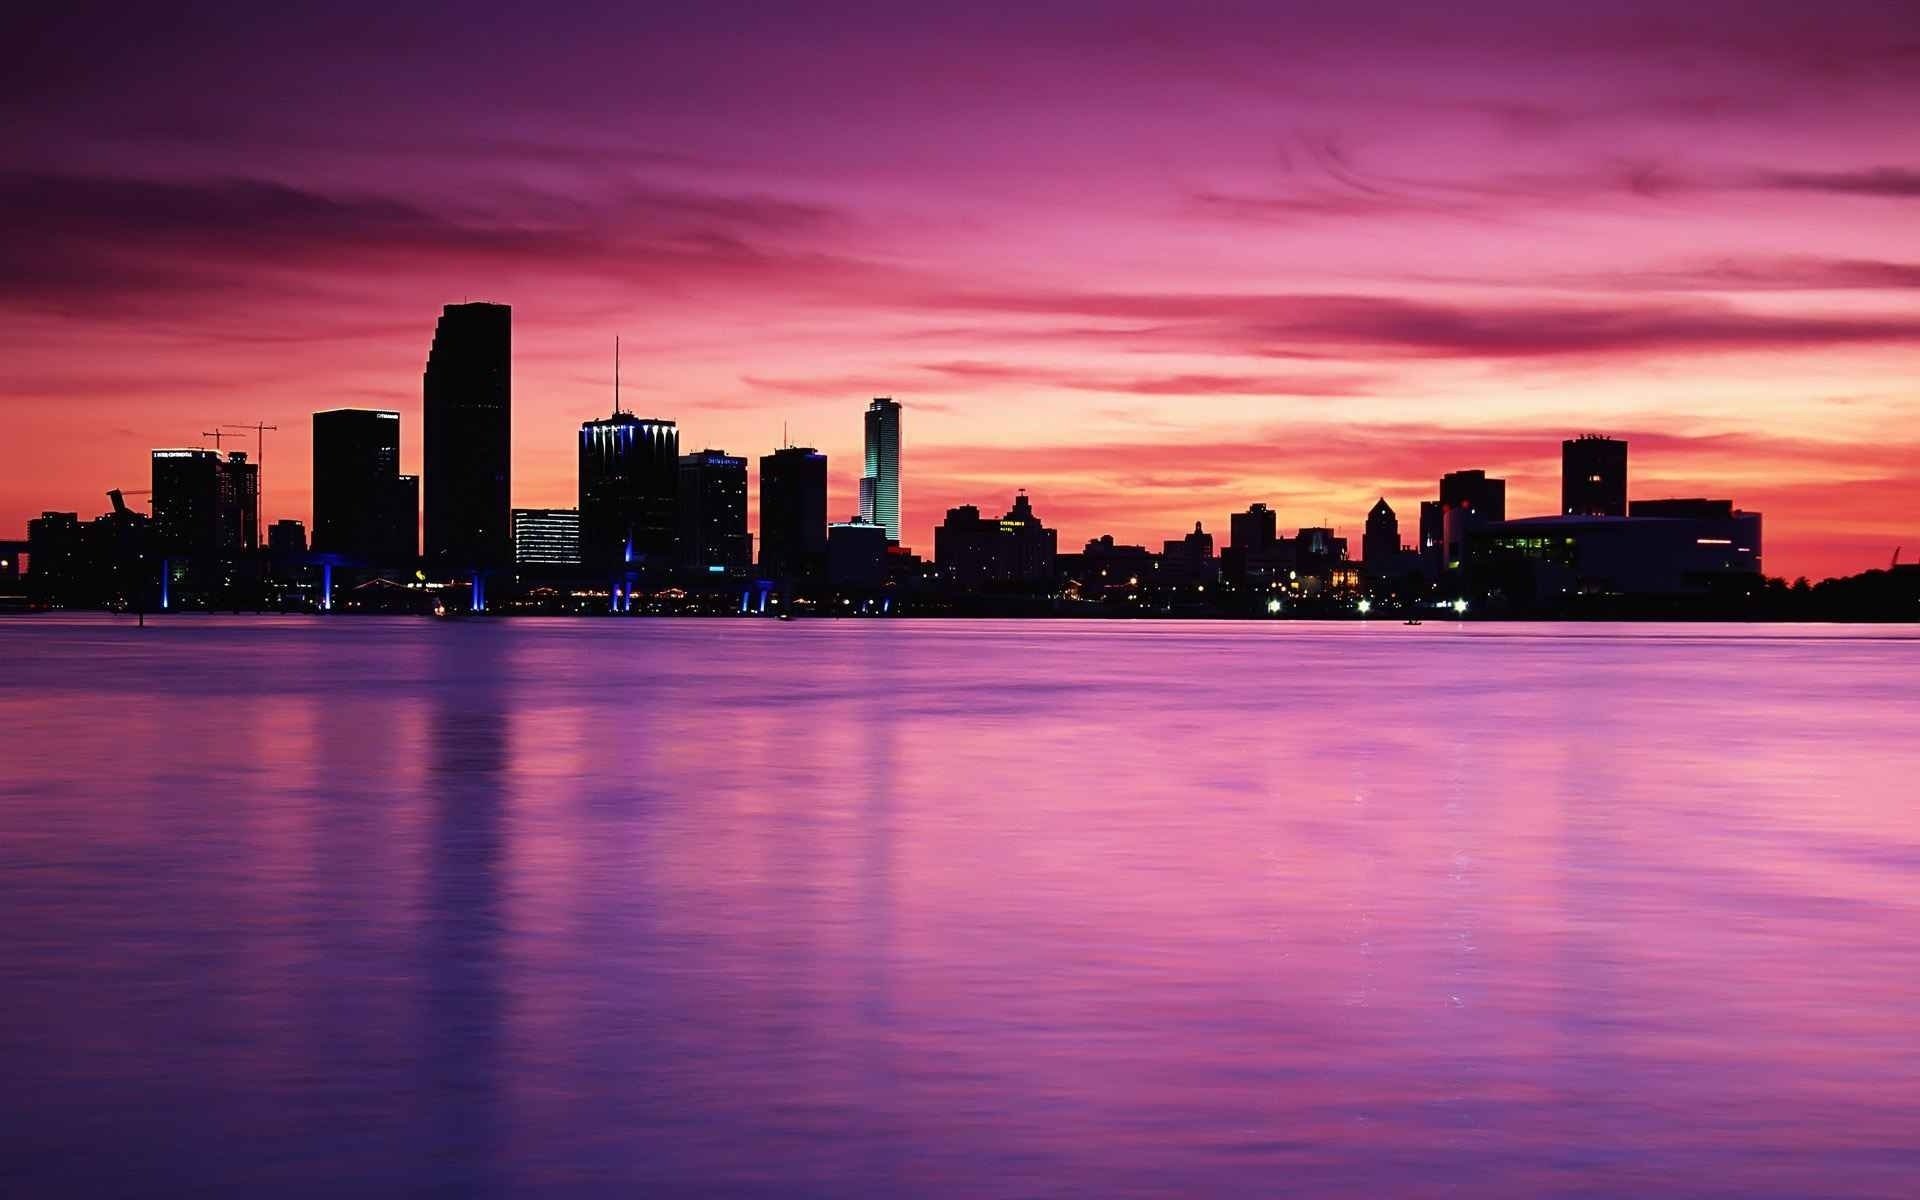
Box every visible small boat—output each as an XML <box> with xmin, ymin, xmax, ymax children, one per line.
<box><xmin>1403</xmin><ymin>618</ymin><xmax>1423</xmax><ymax>625</ymax></box>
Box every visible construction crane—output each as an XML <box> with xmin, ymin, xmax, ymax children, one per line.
<box><xmin>1896</xmin><ymin>547</ymin><xmax>1904</xmax><ymax>569</ymax></box>
<box><xmin>201</xmin><ymin>430</ymin><xmax>236</xmax><ymax>450</ymax></box>
<box><xmin>222</xmin><ymin>422</ymin><xmax>278</xmax><ymax>548</ymax></box>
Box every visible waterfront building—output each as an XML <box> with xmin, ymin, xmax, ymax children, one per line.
<box><xmin>579</xmin><ymin>413</ymin><xmax>678</xmax><ymax>569</ymax></box>
<box><xmin>859</xmin><ymin>397</ymin><xmax>901</xmax><ymax>542</ymax></box>
<box><xmin>512</xmin><ymin>507</ymin><xmax>582</xmax><ymax>567</ymax></box>
<box><xmin>423</xmin><ymin>302</ymin><xmax>511</xmax><ymax>570</ymax></box>
<box><xmin>677</xmin><ymin>449</ymin><xmax>751</xmax><ymax>569</ymax></box>
<box><xmin>1161</xmin><ymin>521</ymin><xmax>1216</xmax><ymax>585</ymax></box>
<box><xmin>312</xmin><ymin>409</ymin><xmax>415</xmax><ymax>563</ymax></box>
<box><xmin>827</xmin><ymin>517</ymin><xmax>889</xmax><ymax>589</ymax></box>
<box><xmin>759</xmin><ymin>445</ymin><xmax>828</xmax><ymax>579</ymax></box>
<box><xmin>1563</xmin><ymin>435</ymin><xmax>1628</xmax><ymax>517</ymax></box>
<box><xmin>933</xmin><ymin>491</ymin><xmax>1056</xmax><ymax>591</ymax></box>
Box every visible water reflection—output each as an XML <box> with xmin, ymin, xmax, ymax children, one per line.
<box><xmin>1</xmin><ymin>617</ymin><xmax>1919</xmax><ymax>1197</ymax></box>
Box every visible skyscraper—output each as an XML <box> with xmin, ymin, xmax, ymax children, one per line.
<box><xmin>313</xmin><ymin>409</ymin><xmax>415</xmax><ymax>563</ymax></box>
<box><xmin>579</xmin><ymin>414</ymin><xmax>678</xmax><ymax>569</ymax></box>
<box><xmin>152</xmin><ymin>448</ymin><xmax>255</xmax><ymax>556</ymax></box>
<box><xmin>677</xmin><ymin>449</ymin><xmax>751</xmax><ymax>569</ymax></box>
<box><xmin>1363</xmin><ymin>498</ymin><xmax>1399</xmax><ymax>565</ymax></box>
<box><xmin>860</xmin><ymin>397</ymin><xmax>901</xmax><ymax>543</ymax></box>
<box><xmin>1562</xmin><ymin>435</ymin><xmax>1628</xmax><ymax>517</ymax></box>
<box><xmin>759</xmin><ymin>445</ymin><xmax>828</xmax><ymax>579</ymax></box>
<box><xmin>422</xmin><ymin>302</ymin><xmax>511</xmax><ymax>570</ymax></box>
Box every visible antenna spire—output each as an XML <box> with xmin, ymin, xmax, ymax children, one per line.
<box><xmin>614</xmin><ymin>336</ymin><xmax>621</xmax><ymax>415</ymax></box>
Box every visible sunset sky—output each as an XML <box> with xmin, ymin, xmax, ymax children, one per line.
<box><xmin>4</xmin><ymin>1</ymin><xmax>1918</xmax><ymax>579</ymax></box>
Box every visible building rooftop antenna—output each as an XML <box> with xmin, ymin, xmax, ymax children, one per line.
<box><xmin>614</xmin><ymin>336</ymin><xmax>621</xmax><ymax>416</ymax></box>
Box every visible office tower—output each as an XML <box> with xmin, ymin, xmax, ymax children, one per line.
<box><xmin>579</xmin><ymin>413</ymin><xmax>678</xmax><ymax>569</ymax></box>
<box><xmin>1229</xmin><ymin>503</ymin><xmax>1277</xmax><ymax>554</ymax></box>
<box><xmin>218</xmin><ymin>452</ymin><xmax>259</xmax><ymax>553</ymax></box>
<box><xmin>859</xmin><ymin>397</ymin><xmax>901</xmax><ymax>542</ymax></box>
<box><xmin>1363</xmin><ymin>498</ymin><xmax>1399</xmax><ymax>565</ymax></box>
<box><xmin>151</xmin><ymin>449</ymin><xmax>226</xmax><ymax>556</ymax></box>
<box><xmin>1223</xmin><ymin>502</ymin><xmax>1285</xmax><ymax>590</ymax></box>
<box><xmin>422</xmin><ymin>301</ymin><xmax>511</xmax><ymax>569</ymax></box>
<box><xmin>677</xmin><ymin>449</ymin><xmax>751</xmax><ymax>569</ymax></box>
<box><xmin>268</xmin><ymin>519</ymin><xmax>307</xmax><ymax>556</ymax></box>
<box><xmin>1422</xmin><ymin>469</ymin><xmax>1506</xmax><ymax>572</ymax></box>
<box><xmin>391</xmin><ymin>475</ymin><xmax>419</xmax><ymax>562</ymax></box>
<box><xmin>1563</xmin><ymin>435</ymin><xmax>1628</xmax><ymax>516</ymax></box>
<box><xmin>759</xmin><ymin>445</ymin><xmax>828</xmax><ymax>578</ymax></box>
<box><xmin>312</xmin><ymin>409</ymin><xmax>416</xmax><ymax>563</ymax></box>
<box><xmin>512</xmin><ymin>508</ymin><xmax>582</xmax><ymax>567</ymax></box>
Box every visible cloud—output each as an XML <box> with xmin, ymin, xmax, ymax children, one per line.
<box><xmin>1756</xmin><ymin>167</ymin><xmax>1920</xmax><ymax>197</ymax></box>
<box><xmin>917</xmin><ymin>290</ymin><xmax>1920</xmax><ymax>360</ymax></box>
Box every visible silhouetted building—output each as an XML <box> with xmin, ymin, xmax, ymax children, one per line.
<box><xmin>1563</xmin><ymin>435</ymin><xmax>1628</xmax><ymax>517</ymax></box>
<box><xmin>1421</xmin><ymin>469</ymin><xmax>1506</xmax><ymax>573</ymax></box>
<box><xmin>1292</xmin><ymin>526</ymin><xmax>1349</xmax><ymax>574</ymax></box>
<box><xmin>1161</xmin><ymin>521</ymin><xmax>1216</xmax><ymax>584</ymax></box>
<box><xmin>151</xmin><ymin>448</ymin><xmax>256</xmax><ymax>557</ymax></box>
<box><xmin>513</xmin><ymin>507</ymin><xmax>582</xmax><ymax>567</ymax></box>
<box><xmin>827</xmin><ymin>517</ymin><xmax>889</xmax><ymax>590</ymax></box>
<box><xmin>1063</xmin><ymin>534</ymin><xmax>1158</xmax><ymax>600</ymax></box>
<box><xmin>1363</xmin><ymin>498</ymin><xmax>1399</xmax><ymax>566</ymax></box>
<box><xmin>859</xmin><ymin>397</ymin><xmax>901</xmax><ymax>542</ymax></box>
<box><xmin>933</xmin><ymin>491</ymin><xmax>1057</xmax><ymax>591</ymax></box>
<box><xmin>268</xmin><ymin>519</ymin><xmax>306</xmax><ymax>556</ymax></box>
<box><xmin>312</xmin><ymin>409</ymin><xmax>416</xmax><ymax>564</ymax></box>
<box><xmin>1477</xmin><ymin>504</ymin><xmax>1762</xmax><ymax>596</ymax></box>
<box><xmin>1223</xmin><ymin>502</ymin><xmax>1290</xmax><ymax>591</ymax></box>
<box><xmin>579</xmin><ymin>413</ymin><xmax>678</xmax><ymax>569</ymax></box>
<box><xmin>423</xmin><ymin>301</ymin><xmax>511</xmax><ymax>570</ymax></box>
<box><xmin>677</xmin><ymin>449</ymin><xmax>750</xmax><ymax>569</ymax></box>
<box><xmin>759</xmin><ymin>445</ymin><xmax>828</xmax><ymax>579</ymax></box>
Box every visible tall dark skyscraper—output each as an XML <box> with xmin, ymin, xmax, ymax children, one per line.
<box><xmin>151</xmin><ymin>448</ymin><xmax>256</xmax><ymax>556</ymax></box>
<box><xmin>1363</xmin><ymin>498</ymin><xmax>1399</xmax><ymax>565</ymax></box>
<box><xmin>1562</xmin><ymin>435</ymin><xmax>1628</xmax><ymax>517</ymax></box>
<box><xmin>579</xmin><ymin>413</ymin><xmax>678</xmax><ymax>569</ymax></box>
<box><xmin>422</xmin><ymin>302</ymin><xmax>511</xmax><ymax>570</ymax></box>
<box><xmin>312</xmin><ymin>409</ymin><xmax>416</xmax><ymax>563</ymax></box>
<box><xmin>677</xmin><ymin>449</ymin><xmax>751</xmax><ymax>569</ymax></box>
<box><xmin>859</xmin><ymin>397</ymin><xmax>901</xmax><ymax>543</ymax></box>
<box><xmin>759</xmin><ymin>445</ymin><xmax>828</xmax><ymax>579</ymax></box>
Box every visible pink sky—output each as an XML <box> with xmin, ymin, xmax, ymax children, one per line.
<box><xmin>3</xmin><ymin>1</ymin><xmax>1918</xmax><ymax>578</ymax></box>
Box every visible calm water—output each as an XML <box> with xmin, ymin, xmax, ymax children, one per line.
<box><xmin>3</xmin><ymin>616</ymin><xmax>1918</xmax><ymax>1198</ymax></box>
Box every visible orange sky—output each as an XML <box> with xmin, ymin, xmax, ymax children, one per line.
<box><xmin>4</xmin><ymin>2</ymin><xmax>1918</xmax><ymax>579</ymax></box>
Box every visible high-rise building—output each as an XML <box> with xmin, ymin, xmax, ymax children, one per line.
<box><xmin>759</xmin><ymin>445</ymin><xmax>828</xmax><ymax>579</ymax></box>
<box><xmin>313</xmin><ymin>409</ymin><xmax>415</xmax><ymax>563</ymax></box>
<box><xmin>151</xmin><ymin>448</ymin><xmax>255</xmax><ymax>556</ymax></box>
<box><xmin>219</xmin><ymin>451</ymin><xmax>259</xmax><ymax>554</ymax></box>
<box><xmin>422</xmin><ymin>301</ymin><xmax>511</xmax><ymax>570</ymax></box>
<box><xmin>859</xmin><ymin>397</ymin><xmax>901</xmax><ymax>543</ymax></box>
<box><xmin>579</xmin><ymin>413</ymin><xmax>678</xmax><ymax>569</ymax></box>
<box><xmin>512</xmin><ymin>507</ymin><xmax>582</xmax><ymax>567</ymax></box>
<box><xmin>1421</xmin><ymin>469</ymin><xmax>1506</xmax><ymax>572</ymax></box>
<box><xmin>1363</xmin><ymin>498</ymin><xmax>1399</xmax><ymax>565</ymax></box>
<box><xmin>1223</xmin><ymin>502</ymin><xmax>1288</xmax><ymax>590</ymax></box>
<box><xmin>1563</xmin><ymin>435</ymin><xmax>1628</xmax><ymax>517</ymax></box>
<box><xmin>677</xmin><ymin>449</ymin><xmax>751</xmax><ymax>569</ymax></box>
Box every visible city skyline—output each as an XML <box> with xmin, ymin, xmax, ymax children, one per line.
<box><xmin>4</xmin><ymin>3</ymin><xmax>1919</xmax><ymax>580</ymax></box>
